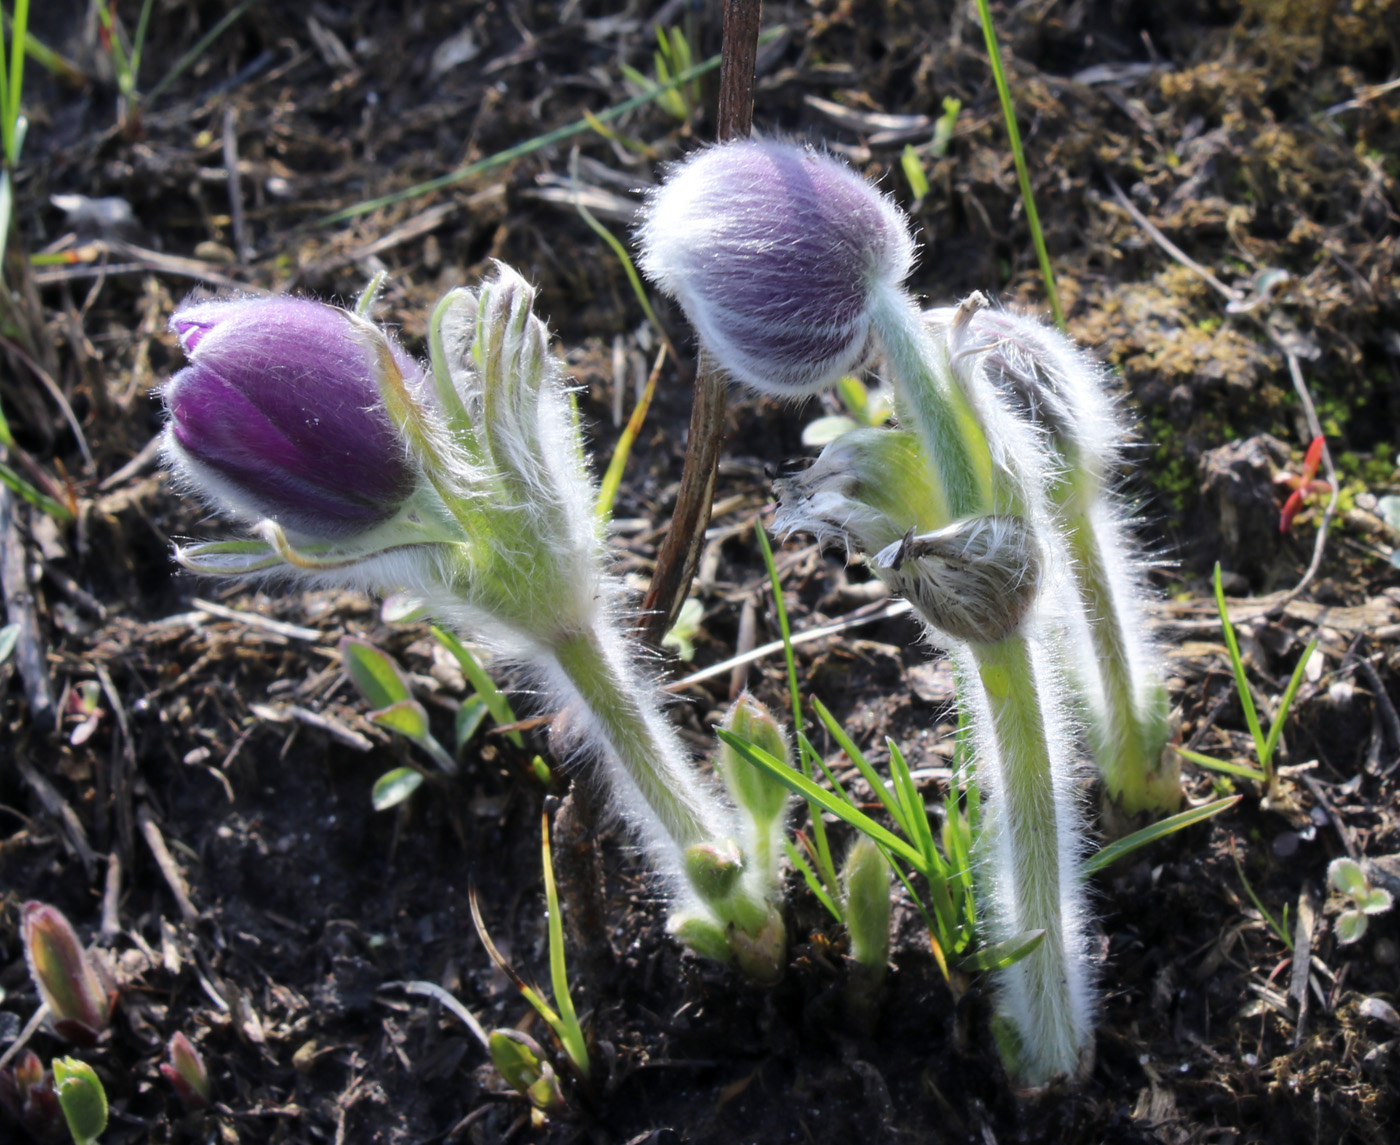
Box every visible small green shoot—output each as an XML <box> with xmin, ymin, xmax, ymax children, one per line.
<box><xmin>931</xmin><ymin>96</ymin><xmax>961</xmax><ymax>159</ymax></box>
<box><xmin>1230</xmin><ymin>839</ymin><xmax>1293</xmax><ymax>951</ymax></box>
<box><xmin>900</xmin><ymin>144</ymin><xmax>930</xmax><ymax>201</ymax></box>
<box><xmin>661</xmin><ymin>597</ymin><xmax>704</xmax><ymax>662</ymax></box>
<box><xmin>1179</xmin><ymin>564</ymin><xmax>1319</xmax><ymax>802</ymax></box>
<box><xmin>431</xmin><ymin>625</ymin><xmax>525</xmax><ymax>749</ymax></box>
<box><xmin>469</xmin><ymin>812</ymin><xmax>591</xmax><ymax>1082</ymax></box>
<box><xmin>620</xmin><ymin>25</ymin><xmax>700</xmax><ymax>122</ymax></box>
<box><xmin>52</xmin><ymin>1057</ymin><xmax>107</xmax><ymax>1145</ymax></box>
<box><xmin>1328</xmin><ymin>857</ymin><xmax>1393</xmax><ymax>945</ymax></box>
<box><xmin>95</xmin><ymin>0</ymin><xmax>156</xmax><ymax>121</ymax></box>
<box><xmin>340</xmin><ymin>638</ymin><xmax>458</xmax><ymax>791</ymax></box>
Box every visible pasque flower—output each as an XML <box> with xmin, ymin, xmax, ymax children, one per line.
<box><xmin>162</xmin><ymin>295</ymin><xmax>418</xmax><ymax>539</ymax></box>
<box><xmin>643</xmin><ymin>141</ymin><xmax>1095</xmax><ymax>1085</ymax></box>
<box><xmin>639</xmin><ymin>139</ymin><xmax>915</xmax><ymax>397</ymax></box>
<box><xmin>159</xmin><ymin>267</ymin><xmax>785</xmax><ymax>980</ymax></box>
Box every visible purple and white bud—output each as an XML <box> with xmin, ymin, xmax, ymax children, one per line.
<box><xmin>638</xmin><ymin>139</ymin><xmax>915</xmax><ymax>398</ymax></box>
<box><xmin>161</xmin><ymin>295</ymin><xmax>420</xmax><ymax>540</ymax></box>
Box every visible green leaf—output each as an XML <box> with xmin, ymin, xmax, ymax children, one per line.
<box><xmin>0</xmin><ymin>621</ymin><xmax>18</xmax><ymax>664</ymax></box>
<box><xmin>1084</xmin><ymin>796</ymin><xmax>1241</xmax><ymax>876</ymax></box>
<box><xmin>1335</xmin><ymin>909</ymin><xmax>1368</xmax><ymax>945</ymax></box>
<box><xmin>371</xmin><ymin>767</ymin><xmax>423</xmax><ymax>811</ymax></box>
<box><xmin>1328</xmin><ymin>856</ymin><xmax>1368</xmax><ymax>899</ymax></box>
<box><xmin>1213</xmin><ymin>563</ymin><xmax>1267</xmax><ymax>765</ymax></box>
<box><xmin>340</xmin><ymin>637</ymin><xmax>410</xmax><ymax>710</ymax></box>
<box><xmin>1258</xmin><ymin>637</ymin><xmax>1319</xmax><ymax>772</ymax></box>
<box><xmin>369</xmin><ymin>697</ymin><xmax>431</xmax><ymax>740</ymax></box>
<box><xmin>959</xmin><ymin>928</ymin><xmax>1045</xmax><ymax>973</ymax></box>
<box><xmin>455</xmin><ymin>695</ymin><xmax>489</xmax><ymax>752</ymax></box>
<box><xmin>1359</xmin><ymin>888</ymin><xmax>1394</xmax><ymax>915</ymax></box>
<box><xmin>52</xmin><ymin>1057</ymin><xmax>108</xmax><ymax>1145</ymax></box>
<box><xmin>801</xmin><ymin>414</ymin><xmax>859</xmax><ymax>447</ymax></box>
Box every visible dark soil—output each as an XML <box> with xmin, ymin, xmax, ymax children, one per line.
<box><xmin>3</xmin><ymin>2</ymin><xmax>1400</xmax><ymax>1143</ymax></box>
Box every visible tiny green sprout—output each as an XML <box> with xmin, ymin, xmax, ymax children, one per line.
<box><xmin>160</xmin><ymin>1031</ymin><xmax>211</xmax><ymax>1111</ymax></box>
<box><xmin>489</xmin><ymin>1030</ymin><xmax>568</xmax><ymax>1116</ymax></box>
<box><xmin>52</xmin><ymin>1058</ymin><xmax>107</xmax><ymax>1145</ymax></box>
<box><xmin>661</xmin><ymin>598</ymin><xmax>704</xmax><ymax>662</ymax></box>
<box><xmin>1328</xmin><ymin>857</ymin><xmax>1394</xmax><ymax>946</ymax></box>
<box><xmin>931</xmin><ymin>96</ymin><xmax>961</xmax><ymax>158</ymax></box>
<box><xmin>900</xmin><ymin>144</ymin><xmax>930</xmax><ymax>201</ymax></box>
<box><xmin>841</xmin><ymin>834</ymin><xmax>892</xmax><ymax>1030</ymax></box>
<box><xmin>340</xmin><ymin>637</ymin><xmax>458</xmax><ymax>783</ymax></box>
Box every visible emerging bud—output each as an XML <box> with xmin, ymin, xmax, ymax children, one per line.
<box><xmin>684</xmin><ymin>839</ymin><xmax>746</xmax><ymax>904</ymax></box>
<box><xmin>717</xmin><ymin>694</ymin><xmax>792</xmax><ymax>830</ymax></box>
<box><xmin>873</xmin><ymin>515</ymin><xmax>1042</xmax><ymax>644</ymax></box>
<box><xmin>841</xmin><ymin>835</ymin><xmax>892</xmax><ymax>972</ymax></box>
<box><xmin>52</xmin><ymin>1058</ymin><xmax>107</xmax><ymax>1145</ymax></box>
<box><xmin>160</xmin><ymin>1031</ymin><xmax>212</xmax><ymax>1111</ymax></box>
<box><xmin>22</xmin><ymin>903</ymin><xmax>111</xmax><ymax>1047</ymax></box>
<box><xmin>489</xmin><ymin>1030</ymin><xmax>568</xmax><ymax>1115</ymax></box>
<box><xmin>638</xmin><ymin>139</ymin><xmax>915</xmax><ymax>398</ymax></box>
<box><xmin>161</xmin><ymin>295</ymin><xmax>419</xmax><ymax>539</ymax></box>
<box><xmin>0</xmin><ymin>1050</ymin><xmax>63</xmax><ymax>1143</ymax></box>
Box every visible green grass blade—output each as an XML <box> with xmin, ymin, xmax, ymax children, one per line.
<box><xmin>810</xmin><ymin>697</ymin><xmax>907</xmax><ymax>834</ymax></box>
<box><xmin>1084</xmin><ymin>796</ymin><xmax>1241</xmax><ymax>876</ymax></box>
<box><xmin>887</xmin><ymin>737</ymin><xmax>938</xmax><ymax>865</ymax></box>
<box><xmin>1259</xmin><ymin>638</ymin><xmax>1318</xmax><ymax>771</ymax></box>
<box><xmin>784</xmin><ymin>837</ymin><xmax>842</xmax><ymax>921</ymax></box>
<box><xmin>959</xmin><ymin>928</ymin><xmax>1046</xmax><ymax>973</ymax></box>
<box><xmin>0</xmin><ymin>460</ymin><xmax>73</xmax><ymax>520</ymax></box>
<box><xmin>1175</xmin><ymin>747</ymin><xmax>1267</xmax><ymax>783</ymax></box>
<box><xmin>1230</xmin><ymin>843</ymin><xmax>1293</xmax><ymax>950</ymax></box>
<box><xmin>756</xmin><ymin>525</ymin><xmax>836</xmax><ymax>889</ymax></box>
<box><xmin>973</xmin><ymin>0</ymin><xmax>1063</xmax><ymax>328</ymax></box>
<box><xmin>431</xmin><ymin>626</ymin><xmax>524</xmax><ymax>748</ymax></box>
<box><xmin>717</xmin><ymin>729</ymin><xmax>927</xmax><ymax>871</ymax></box>
<box><xmin>541</xmin><ymin>813</ymin><xmax>590</xmax><ymax>1079</ymax></box>
<box><xmin>1213</xmin><ymin>563</ymin><xmax>1267</xmax><ymax>763</ymax></box>
<box><xmin>595</xmin><ymin>352</ymin><xmax>658</xmax><ymax>522</ymax></box>
<box><xmin>145</xmin><ymin>0</ymin><xmax>259</xmax><ymax>107</ymax></box>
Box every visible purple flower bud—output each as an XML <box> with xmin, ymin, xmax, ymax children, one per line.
<box><xmin>161</xmin><ymin>296</ymin><xmax>420</xmax><ymax>539</ymax></box>
<box><xmin>22</xmin><ymin>902</ymin><xmax>111</xmax><ymax>1047</ymax></box>
<box><xmin>639</xmin><ymin>139</ymin><xmax>915</xmax><ymax>398</ymax></box>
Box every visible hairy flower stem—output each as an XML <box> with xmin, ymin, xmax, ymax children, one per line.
<box><xmin>549</xmin><ymin>626</ymin><xmax>724</xmax><ymax>855</ymax></box>
<box><xmin>964</xmin><ymin>637</ymin><xmax>1090</xmax><ymax>1085</ymax></box>
<box><xmin>870</xmin><ymin>286</ymin><xmax>1091</xmax><ymax>1085</ymax></box>
<box><xmin>1060</xmin><ymin>506</ymin><xmax>1174</xmax><ymax>817</ymax></box>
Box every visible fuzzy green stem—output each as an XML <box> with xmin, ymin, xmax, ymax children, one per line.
<box><xmin>550</xmin><ymin>626</ymin><xmax>721</xmax><ymax>852</ymax></box>
<box><xmin>871</xmin><ymin>286</ymin><xmax>996</xmax><ymax>520</ymax></box>
<box><xmin>1061</xmin><ymin>508</ymin><xmax>1175</xmax><ymax>816</ymax></box>
<box><xmin>969</xmin><ymin>635</ymin><xmax>1090</xmax><ymax>1085</ymax></box>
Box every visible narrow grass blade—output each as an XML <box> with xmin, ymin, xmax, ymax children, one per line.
<box><xmin>312</xmin><ymin>26</ymin><xmax>788</xmax><ymax>229</ymax></box>
<box><xmin>1176</xmin><ymin>747</ymin><xmax>1266</xmax><ymax>783</ymax></box>
<box><xmin>1084</xmin><ymin>796</ymin><xmax>1241</xmax><ymax>876</ymax></box>
<box><xmin>887</xmin><ymin>738</ymin><xmax>938</xmax><ymax>865</ymax></box>
<box><xmin>717</xmin><ymin>729</ymin><xmax>927</xmax><ymax>871</ymax></box>
<box><xmin>810</xmin><ymin>697</ymin><xmax>906</xmax><ymax>833</ymax></box>
<box><xmin>1258</xmin><ymin>638</ymin><xmax>1318</xmax><ymax>771</ymax></box>
<box><xmin>596</xmin><ymin>346</ymin><xmax>661</xmax><ymax>522</ymax></box>
<box><xmin>1213</xmin><ymin>563</ymin><xmax>1267</xmax><ymax>763</ymax></box>
<box><xmin>541</xmin><ymin>812</ymin><xmax>590</xmax><ymax>1079</ymax></box>
<box><xmin>785</xmin><ymin>836</ymin><xmax>842</xmax><ymax>921</ymax></box>
<box><xmin>757</xmin><ymin>525</ymin><xmax>836</xmax><ymax>890</ymax></box>
<box><xmin>959</xmin><ymin>928</ymin><xmax>1045</xmax><ymax>973</ymax></box>
<box><xmin>431</xmin><ymin>626</ymin><xmax>524</xmax><ymax>748</ymax></box>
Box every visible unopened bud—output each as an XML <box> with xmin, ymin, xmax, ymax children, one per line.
<box><xmin>489</xmin><ymin>1030</ymin><xmax>568</xmax><ymax>1114</ymax></box>
<box><xmin>22</xmin><ymin>903</ymin><xmax>111</xmax><ymax>1047</ymax></box>
<box><xmin>684</xmin><ymin>839</ymin><xmax>745</xmax><ymax>904</ymax></box>
<box><xmin>160</xmin><ymin>1031</ymin><xmax>212</xmax><ymax>1111</ymax></box>
<box><xmin>639</xmin><ymin>139</ymin><xmax>914</xmax><ymax>398</ymax></box>
<box><xmin>717</xmin><ymin>694</ymin><xmax>793</xmax><ymax>829</ymax></box>
<box><xmin>841</xmin><ymin>836</ymin><xmax>892</xmax><ymax>971</ymax></box>
<box><xmin>873</xmin><ymin>514</ymin><xmax>1042</xmax><ymax>643</ymax></box>
<box><xmin>161</xmin><ymin>295</ymin><xmax>419</xmax><ymax>539</ymax></box>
